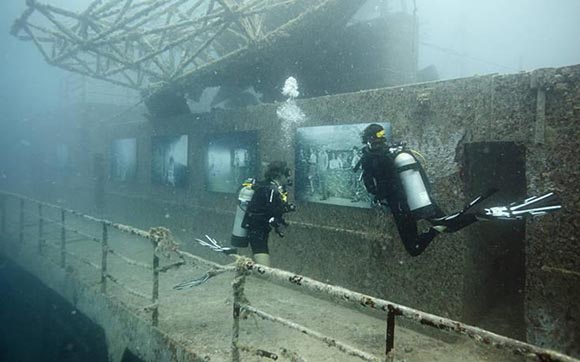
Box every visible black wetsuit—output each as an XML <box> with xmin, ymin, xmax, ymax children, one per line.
<box><xmin>359</xmin><ymin>143</ymin><xmax>477</xmax><ymax>256</ymax></box>
<box><xmin>241</xmin><ymin>180</ymin><xmax>289</xmax><ymax>254</ymax></box>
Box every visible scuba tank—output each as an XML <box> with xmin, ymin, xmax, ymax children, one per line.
<box><xmin>392</xmin><ymin>150</ymin><xmax>437</xmax><ymax>219</ymax></box>
<box><xmin>230</xmin><ymin>178</ymin><xmax>255</xmax><ymax>244</ymax></box>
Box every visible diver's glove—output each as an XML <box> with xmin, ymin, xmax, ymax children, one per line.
<box><xmin>285</xmin><ymin>203</ymin><xmax>297</xmax><ymax>213</ymax></box>
<box><xmin>480</xmin><ymin>192</ymin><xmax>561</xmax><ymax>220</ymax></box>
<box><xmin>372</xmin><ymin>196</ymin><xmax>394</xmax><ymax>210</ymax></box>
<box><xmin>269</xmin><ymin>217</ymin><xmax>287</xmax><ymax>237</ymax></box>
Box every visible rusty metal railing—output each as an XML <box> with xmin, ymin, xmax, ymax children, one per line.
<box><xmin>0</xmin><ymin>191</ymin><xmax>578</xmax><ymax>362</ymax></box>
<box><xmin>0</xmin><ymin>191</ymin><xmax>188</xmax><ymax>327</ymax></box>
<box><xmin>230</xmin><ymin>258</ymin><xmax>579</xmax><ymax>362</ymax></box>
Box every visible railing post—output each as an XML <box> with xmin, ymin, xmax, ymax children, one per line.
<box><xmin>38</xmin><ymin>204</ymin><xmax>44</xmax><ymax>254</ymax></box>
<box><xmin>232</xmin><ymin>266</ymin><xmax>246</xmax><ymax>362</ymax></box>
<box><xmin>19</xmin><ymin>198</ymin><xmax>24</xmax><ymax>246</ymax></box>
<box><xmin>101</xmin><ymin>222</ymin><xmax>108</xmax><ymax>293</ymax></box>
<box><xmin>60</xmin><ymin>209</ymin><xmax>66</xmax><ymax>268</ymax></box>
<box><xmin>152</xmin><ymin>248</ymin><xmax>159</xmax><ymax>327</ymax></box>
<box><xmin>385</xmin><ymin>308</ymin><xmax>397</xmax><ymax>362</ymax></box>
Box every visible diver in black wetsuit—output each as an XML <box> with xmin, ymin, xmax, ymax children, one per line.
<box><xmin>232</xmin><ymin>161</ymin><xmax>295</xmax><ymax>266</ymax></box>
<box><xmin>357</xmin><ymin>123</ymin><xmax>561</xmax><ymax>256</ymax></box>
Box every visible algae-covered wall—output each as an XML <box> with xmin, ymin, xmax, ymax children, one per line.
<box><xmin>523</xmin><ymin>67</ymin><xmax>580</xmax><ymax>356</ymax></box>
<box><xmin>8</xmin><ymin>65</ymin><xmax>579</xmax><ymax>357</ymax></box>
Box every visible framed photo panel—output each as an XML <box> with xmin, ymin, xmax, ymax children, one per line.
<box><xmin>295</xmin><ymin>123</ymin><xmax>391</xmax><ymax>208</ymax></box>
<box><xmin>206</xmin><ymin>131</ymin><xmax>258</xmax><ymax>193</ymax></box>
<box><xmin>151</xmin><ymin>134</ymin><xmax>188</xmax><ymax>188</ymax></box>
<box><xmin>109</xmin><ymin>138</ymin><xmax>137</xmax><ymax>182</ymax></box>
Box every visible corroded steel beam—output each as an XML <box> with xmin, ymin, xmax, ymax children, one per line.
<box><xmin>11</xmin><ymin>0</ymin><xmax>360</xmax><ymax>100</ymax></box>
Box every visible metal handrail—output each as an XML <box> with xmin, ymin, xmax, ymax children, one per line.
<box><xmin>21</xmin><ymin>202</ymin><xmax>152</xmax><ymax>269</ymax></box>
<box><xmin>1</xmin><ymin>191</ymin><xmax>157</xmax><ymax>242</ymax></box>
<box><xmin>239</xmin><ymin>302</ymin><xmax>380</xmax><ymax>362</ymax></box>
<box><xmin>1</xmin><ymin>191</ymin><xmax>578</xmax><ymax>362</ymax></box>
<box><xmin>22</xmin><ymin>210</ymin><xmax>102</xmax><ymax>243</ymax></box>
<box><xmin>232</xmin><ymin>258</ymin><xmax>579</xmax><ymax>362</ymax></box>
<box><xmin>0</xmin><ymin>191</ymin><xmax>162</xmax><ymax>325</ymax></box>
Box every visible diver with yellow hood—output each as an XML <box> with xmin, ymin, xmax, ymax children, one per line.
<box><xmin>357</xmin><ymin>123</ymin><xmax>561</xmax><ymax>256</ymax></box>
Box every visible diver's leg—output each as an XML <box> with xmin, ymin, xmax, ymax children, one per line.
<box><xmin>429</xmin><ymin>188</ymin><xmax>501</xmax><ymax>232</ymax></box>
<box><xmin>429</xmin><ymin>191</ymin><xmax>561</xmax><ymax>234</ymax></box>
<box><xmin>429</xmin><ymin>201</ymin><xmax>446</xmax><ymax>218</ymax></box>
<box><xmin>234</xmin><ymin>247</ymin><xmax>252</xmax><ymax>258</ymax></box>
<box><xmin>230</xmin><ymin>233</ymin><xmax>249</xmax><ymax>256</ymax></box>
<box><xmin>391</xmin><ymin>209</ymin><xmax>438</xmax><ymax>257</ymax></box>
<box><xmin>435</xmin><ymin>213</ymin><xmax>478</xmax><ymax>233</ymax></box>
<box><xmin>248</xmin><ymin>229</ymin><xmax>271</xmax><ymax>266</ymax></box>
<box><xmin>253</xmin><ymin>253</ymin><xmax>271</xmax><ymax>267</ymax></box>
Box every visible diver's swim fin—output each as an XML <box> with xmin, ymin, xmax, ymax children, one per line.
<box><xmin>481</xmin><ymin>192</ymin><xmax>561</xmax><ymax>220</ymax></box>
<box><xmin>195</xmin><ymin>235</ymin><xmax>236</xmax><ymax>255</ymax></box>
<box><xmin>173</xmin><ymin>272</ymin><xmax>211</xmax><ymax>290</ymax></box>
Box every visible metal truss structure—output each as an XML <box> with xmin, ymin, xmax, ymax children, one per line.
<box><xmin>11</xmin><ymin>0</ymin><xmax>329</xmax><ymax>95</ymax></box>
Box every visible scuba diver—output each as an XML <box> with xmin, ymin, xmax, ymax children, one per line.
<box><xmin>176</xmin><ymin>163</ymin><xmax>295</xmax><ymax>290</ymax></box>
<box><xmin>357</xmin><ymin>123</ymin><xmax>561</xmax><ymax>257</ymax></box>
<box><xmin>230</xmin><ymin>161</ymin><xmax>296</xmax><ymax>266</ymax></box>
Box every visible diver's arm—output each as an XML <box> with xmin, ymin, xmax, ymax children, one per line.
<box><xmin>360</xmin><ymin>156</ymin><xmax>378</xmax><ymax>196</ymax></box>
<box><xmin>266</xmin><ymin>187</ymin><xmax>287</xmax><ymax>230</ymax></box>
<box><xmin>266</xmin><ymin>188</ymin><xmax>282</xmax><ymax>215</ymax></box>
<box><xmin>362</xmin><ymin>171</ymin><xmax>378</xmax><ymax>196</ymax></box>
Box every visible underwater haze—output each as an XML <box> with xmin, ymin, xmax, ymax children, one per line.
<box><xmin>1</xmin><ymin>0</ymin><xmax>579</xmax><ymax>361</ymax></box>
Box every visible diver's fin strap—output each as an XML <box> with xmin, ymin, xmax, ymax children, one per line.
<box><xmin>195</xmin><ymin>234</ymin><xmax>235</xmax><ymax>254</ymax></box>
<box><xmin>482</xmin><ymin>192</ymin><xmax>561</xmax><ymax>220</ymax></box>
